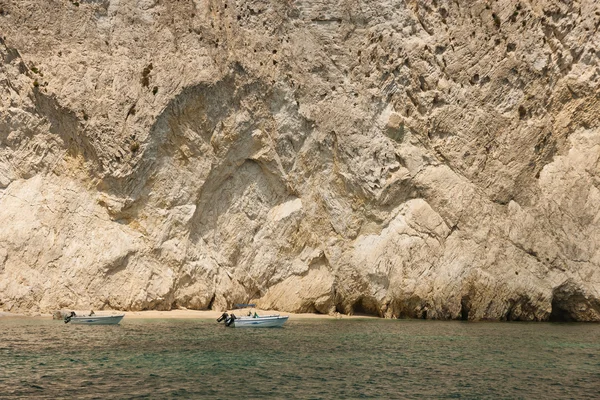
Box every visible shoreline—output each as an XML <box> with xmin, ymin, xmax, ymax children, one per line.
<box><xmin>0</xmin><ymin>309</ymin><xmax>375</xmax><ymax>320</ymax></box>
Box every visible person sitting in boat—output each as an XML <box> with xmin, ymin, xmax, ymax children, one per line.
<box><xmin>64</xmin><ymin>311</ymin><xmax>76</xmax><ymax>323</ymax></box>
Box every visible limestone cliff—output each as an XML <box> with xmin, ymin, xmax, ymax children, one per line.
<box><xmin>1</xmin><ymin>0</ymin><xmax>599</xmax><ymax>320</ymax></box>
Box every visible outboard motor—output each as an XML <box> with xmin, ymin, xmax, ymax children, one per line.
<box><xmin>225</xmin><ymin>314</ymin><xmax>236</xmax><ymax>327</ymax></box>
<box><xmin>64</xmin><ymin>311</ymin><xmax>76</xmax><ymax>324</ymax></box>
<box><xmin>216</xmin><ymin>312</ymin><xmax>229</xmax><ymax>323</ymax></box>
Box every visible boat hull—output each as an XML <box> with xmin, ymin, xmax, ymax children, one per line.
<box><xmin>69</xmin><ymin>315</ymin><xmax>125</xmax><ymax>325</ymax></box>
<box><xmin>233</xmin><ymin>316</ymin><xmax>288</xmax><ymax>328</ymax></box>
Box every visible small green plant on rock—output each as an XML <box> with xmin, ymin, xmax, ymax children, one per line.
<box><xmin>141</xmin><ymin>63</ymin><xmax>153</xmax><ymax>87</ymax></box>
<box><xmin>492</xmin><ymin>13</ymin><xmax>501</xmax><ymax>28</ymax></box>
<box><xmin>130</xmin><ymin>141</ymin><xmax>140</xmax><ymax>153</ymax></box>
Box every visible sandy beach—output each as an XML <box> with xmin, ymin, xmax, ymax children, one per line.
<box><xmin>123</xmin><ymin>309</ymin><xmax>342</xmax><ymax>320</ymax></box>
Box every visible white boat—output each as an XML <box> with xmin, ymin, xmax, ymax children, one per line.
<box><xmin>64</xmin><ymin>312</ymin><xmax>124</xmax><ymax>325</ymax></box>
<box><xmin>233</xmin><ymin>315</ymin><xmax>289</xmax><ymax>328</ymax></box>
<box><xmin>217</xmin><ymin>312</ymin><xmax>288</xmax><ymax>328</ymax></box>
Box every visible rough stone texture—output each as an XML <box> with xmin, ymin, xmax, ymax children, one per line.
<box><xmin>0</xmin><ymin>0</ymin><xmax>599</xmax><ymax>320</ymax></box>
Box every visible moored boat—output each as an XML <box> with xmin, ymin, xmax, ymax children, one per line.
<box><xmin>217</xmin><ymin>312</ymin><xmax>288</xmax><ymax>328</ymax></box>
<box><xmin>64</xmin><ymin>311</ymin><xmax>124</xmax><ymax>325</ymax></box>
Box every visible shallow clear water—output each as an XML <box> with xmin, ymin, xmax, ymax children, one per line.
<box><xmin>0</xmin><ymin>318</ymin><xmax>599</xmax><ymax>399</ymax></box>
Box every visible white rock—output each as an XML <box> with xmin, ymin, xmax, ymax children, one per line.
<box><xmin>0</xmin><ymin>0</ymin><xmax>598</xmax><ymax>320</ymax></box>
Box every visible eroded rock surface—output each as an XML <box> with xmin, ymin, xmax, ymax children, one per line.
<box><xmin>1</xmin><ymin>0</ymin><xmax>599</xmax><ymax>320</ymax></box>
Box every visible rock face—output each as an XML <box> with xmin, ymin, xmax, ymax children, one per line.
<box><xmin>0</xmin><ymin>0</ymin><xmax>599</xmax><ymax>321</ymax></box>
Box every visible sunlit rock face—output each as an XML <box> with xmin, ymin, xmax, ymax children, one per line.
<box><xmin>1</xmin><ymin>0</ymin><xmax>599</xmax><ymax>321</ymax></box>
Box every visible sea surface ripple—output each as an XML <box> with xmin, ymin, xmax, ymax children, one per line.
<box><xmin>0</xmin><ymin>318</ymin><xmax>599</xmax><ymax>399</ymax></box>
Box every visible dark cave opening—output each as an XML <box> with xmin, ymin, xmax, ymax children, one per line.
<box><xmin>460</xmin><ymin>297</ymin><xmax>470</xmax><ymax>321</ymax></box>
<box><xmin>547</xmin><ymin>281</ymin><xmax>600</xmax><ymax>322</ymax></box>
<box><xmin>351</xmin><ymin>297</ymin><xmax>380</xmax><ymax>317</ymax></box>
<box><xmin>549</xmin><ymin>297</ymin><xmax>575</xmax><ymax>322</ymax></box>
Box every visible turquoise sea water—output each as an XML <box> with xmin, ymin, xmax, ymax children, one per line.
<box><xmin>0</xmin><ymin>318</ymin><xmax>599</xmax><ymax>399</ymax></box>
